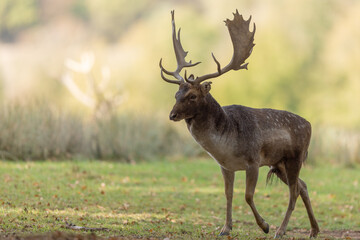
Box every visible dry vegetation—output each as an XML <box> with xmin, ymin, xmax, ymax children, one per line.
<box><xmin>0</xmin><ymin>100</ymin><xmax>358</xmax><ymax>165</ymax></box>
<box><xmin>0</xmin><ymin>101</ymin><xmax>200</xmax><ymax>161</ymax></box>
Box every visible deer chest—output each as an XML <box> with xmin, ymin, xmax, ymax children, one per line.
<box><xmin>189</xmin><ymin>128</ymin><xmax>249</xmax><ymax>171</ymax></box>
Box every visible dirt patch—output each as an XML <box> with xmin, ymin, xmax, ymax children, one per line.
<box><xmin>291</xmin><ymin>229</ymin><xmax>360</xmax><ymax>239</ymax></box>
<box><xmin>0</xmin><ymin>232</ymin><xmax>154</xmax><ymax>240</ymax></box>
<box><xmin>1</xmin><ymin>229</ymin><xmax>359</xmax><ymax>240</ymax></box>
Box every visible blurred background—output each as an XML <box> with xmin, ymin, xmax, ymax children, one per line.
<box><xmin>0</xmin><ymin>0</ymin><xmax>359</xmax><ymax>164</ymax></box>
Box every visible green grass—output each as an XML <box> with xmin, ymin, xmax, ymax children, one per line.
<box><xmin>0</xmin><ymin>159</ymin><xmax>359</xmax><ymax>239</ymax></box>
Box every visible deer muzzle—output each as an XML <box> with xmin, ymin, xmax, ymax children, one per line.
<box><xmin>169</xmin><ymin>110</ymin><xmax>179</xmax><ymax>121</ymax></box>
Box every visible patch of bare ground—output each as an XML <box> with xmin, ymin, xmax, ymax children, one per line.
<box><xmin>0</xmin><ymin>232</ymin><xmax>157</xmax><ymax>240</ymax></box>
<box><xmin>0</xmin><ymin>230</ymin><xmax>360</xmax><ymax>240</ymax></box>
<box><xmin>291</xmin><ymin>228</ymin><xmax>360</xmax><ymax>240</ymax></box>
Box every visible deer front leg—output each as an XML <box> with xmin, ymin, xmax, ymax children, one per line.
<box><xmin>245</xmin><ymin>165</ymin><xmax>270</xmax><ymax>234</ymax></box>
<box><xmin>219</xmin><ymin>167</ymin><xmax>235</xmax><ymax>236</ymax></box>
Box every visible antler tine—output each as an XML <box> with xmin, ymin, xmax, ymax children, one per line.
<box><xmin>186</xmin><ymin>52</ymin><xmax>222</xmax><ymax>84</ymax></box>
<box><xmin>159</xmin><ymin>10</ymin><xmax>201</xmax><ymax>85</ymax></box>
<box><xmin>193</xmin><ymin>10</ymin><xmax>256</xmax><ymax>84</ymax></box>
<box><xmin>159</xmin><ymin>59</ymin><xmax>183</xmax><ymax>85</ymax></box>
<box><xmin>184</xmin><ymin>70</ymin><xmax>196</xmax><ymax>83</ymax></box>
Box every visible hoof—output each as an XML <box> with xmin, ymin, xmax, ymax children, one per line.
<box><xmin>257</xmin><ymin>219</ymin><xmax>270</xmax><ymax>234</ymax></box>
<box><xmin>219</xmin><ymin>224</ymin><xmax>232</xmax><ymax>236</ymax></box>
<box><xmin>274</xmin><ymin>228</ymin><xmax>285</xmax><ymax>239</ymax></box>
<box><xmin>262</xmin><ymin>222</ymin><xmax>269</xmax><ymax>234</ymax></box>
<box><xmin>219</xmin><ymin>231</ymin><xmax>230</xmax><ymax>236</ymax></box>
<box><xmin>310</xmin><ymin>227</ymin><xmax>320</xmax><ymax>238</ymax></box>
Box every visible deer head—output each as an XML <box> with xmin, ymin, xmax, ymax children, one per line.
<box><xmin>160</xmin><ymin>10</ymin><xmax>255</xmax><ymax>121</ymax></box>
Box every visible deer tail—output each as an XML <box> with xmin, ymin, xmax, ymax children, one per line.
<box><xmin>266</xmin><ymin>166</ymin><xmax>279</xmax><ymax>185</ymax></box>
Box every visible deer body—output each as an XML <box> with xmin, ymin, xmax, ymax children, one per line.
<box><xmin>160</xmin><ymin>10</ymin><xmax>319</xmax><ymax>238</ymax></box>
<box><xmin>183</xmin><ymin>93</ymin><xmax>311</xmax><ymax>172</ymax></box>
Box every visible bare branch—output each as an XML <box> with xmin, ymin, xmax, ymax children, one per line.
<box><xmin>65</xmin><ymin>52</ymin><xmax>95</xmax><ymax>74</ymax></box>
<box><xmin>61</xmin><ymin>72</ymin><xmax>95</xmax><ymax>108</ymax></box>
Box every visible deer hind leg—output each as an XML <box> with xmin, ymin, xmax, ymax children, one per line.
<box><xmin>245</xmin><ymin>165</ymin><xmax>270</xmax><ymax>233</ymax></box>
<box><xmin>273</xmin><ymin>163</ymin><xmax>320</xmax><ymax>238</ymax></box>
<box><xmin>298</xmin><ymin>178</ymin><xmax>320</xmax><ymax>238</ymax></box>
<box><xmin>274</xmin><ymin>159</ymin><xmax>302</xmax><ymax>238</ymax></box>
<box><xmin>219</xmin><ymin>167</ymin><xmax>235</xmax><ymax>236</ymax></box>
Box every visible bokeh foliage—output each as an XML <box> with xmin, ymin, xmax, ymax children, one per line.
<box><xmin>0</xmin><ymin>0</ymin><xmax>39</xmax><ymax>42</ymax></box>
<box><xmin>0</xmin><ymin>0</ymin><xmax>359</xmax><ymax>162</ymax></box>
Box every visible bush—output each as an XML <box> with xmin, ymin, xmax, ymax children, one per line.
<box><xmin>1</xmin><ymin>101</ymin><xmax>358</xmax><ymax>165</ymax></box>
<box><xmin>88</xmin><ymin>112</ymin><xmax>199</xmax><ymax>161</ymax></box>
<box><xmin>309</xmin><ymin>126</ymin><xmax>360</xmax><ymax>166</ymax></box>
<box><xmin>0</xmin><ymin>101</ymin><xmax>199</xmax><ymax>161</ymax></box>
<box><xmin>0</xmin><ymin>101</ymin><xmax>84</xmax><ymax>160</ymax></box>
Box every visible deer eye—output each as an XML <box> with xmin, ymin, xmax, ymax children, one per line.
<box><xmin>189</xmin><ymin>94</ymin><xmax>197</xmax><ymax>101</ymax></box>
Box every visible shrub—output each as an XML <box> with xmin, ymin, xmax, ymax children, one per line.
<box><xmin>0</xmin><ymin>101</ymin><xmax>84</xmax><ymax>160</ymax></box>
<box><xmin>309</xmin><ymin>126</ymin><xmax>360</xmax><ymax>166</ymax></box>
<box><xmin>0</xmin><ymin>101</ymin><xmax>199</xmax><ymax>161</ymax></box>
<box><xmin>1</xmin><ymin>101</ymin><xmax>358</xmax><ymax>165</ymax></box>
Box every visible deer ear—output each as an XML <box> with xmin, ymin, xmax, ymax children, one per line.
<box><xmin>201</xmin><ymin>81</ymin><xmax>212</xmax><ymax>95</ymax></box>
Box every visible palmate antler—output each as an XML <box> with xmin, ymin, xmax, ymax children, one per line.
<box><xmin>159</xmin><ymin>10</ymin><xmax>200</xmax><ymax>85</ymax></box>
<box><xmin>160</xmin><ymin>10</ymin><xmax>256</xmax><ymax>85</ymax></box>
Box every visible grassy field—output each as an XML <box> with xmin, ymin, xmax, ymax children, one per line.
<box><xmin>0</xmin><ymin>158</ymin><xmax>359</xmax><ymax>239</ymax></box>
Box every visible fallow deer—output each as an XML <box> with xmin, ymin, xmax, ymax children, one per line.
<box><xmin>159</xmin><ymin>10</ymin><xmax>320</xmax><ymax>238</ymax></box>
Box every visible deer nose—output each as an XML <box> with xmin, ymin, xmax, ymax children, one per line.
<box><xmin>169</xmin><ymin>112</ymin><xmax>178</xmax><ymax>121</ymax></box>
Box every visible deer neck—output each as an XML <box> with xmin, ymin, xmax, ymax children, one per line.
<box><xmin>185</xmin><ymin>94</ymin><xmax>229</xmax><ymax>148</ymax></box>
